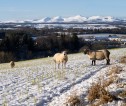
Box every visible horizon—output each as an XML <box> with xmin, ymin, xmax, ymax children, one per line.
<box><xmin>0</xmin><ymin>0</ymin><xmax>126</xmax><ymax>21</ymax></box>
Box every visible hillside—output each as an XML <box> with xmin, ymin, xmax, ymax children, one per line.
<box><xmin>0</xmin><ymin>48</ymin><xmax>126</xmax><ymax>106</ymax></box>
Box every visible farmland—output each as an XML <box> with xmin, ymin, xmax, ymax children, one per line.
<box><xmin>0</xmin><ymin>48</ymin><xmax>126</xmax><ymax>106</ymax></box>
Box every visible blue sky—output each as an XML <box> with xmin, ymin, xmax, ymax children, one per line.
<box><xmin>0</xmin><ymin>0</ymin><xmax>126</xmax><ymax>21</ymax></box>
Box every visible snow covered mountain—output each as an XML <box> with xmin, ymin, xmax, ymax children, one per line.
<box><xmin>64</xmin><ymin>15</ymin><xmax>87</xmax><ymax>22</ymax></box>
<box><xmin>1</xmin><ymin>15</ymin><xmax>125</xmax><ymax>23</ymax></box>
<box><xmin>34</xmin><ymin>15</ymin><xmax>119</xmax><ymax>23</ymax></box>
<box><xmin>87</xmin><ymin>16</ymin><xmax>115</xmax><ymax>22</ymax></box>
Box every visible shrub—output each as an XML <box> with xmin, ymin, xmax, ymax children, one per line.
<box><xmin>88</xmin><ymin>82</ymin><xmax>115</xmax><ymax>105</ymax></box>
<box><xmin>87</xmin><ymin>83</ymin><xmax>101</xmax><ymax>102</ymax></box>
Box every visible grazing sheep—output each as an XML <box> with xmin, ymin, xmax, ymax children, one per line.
<box><xmin>10</xmin><ymin>61</ymin><xmax>15</xmax><ymax>68</ymax></box>
<box><xmin>83</xmin><ymin>49</ymin><xmax>110</xmax><ymax>65</ymax></box>
<box><xmin>53</xmin><ymin>51</ymin><xmax>68</xmax><ymax>69</ymax></box>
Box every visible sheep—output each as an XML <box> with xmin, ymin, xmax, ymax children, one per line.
<box><xmin>10</xmin><ymin>61</ymin><xmax>15</xmax><ymax>68</ymax></box>
<box><xmin>83</xmin><ymin>49</ymin><xmax>110</xmax><ymax>65</ymax></box>
<box><xmin>53</xmin><ymin>51</ymin><xmax>68</xmax><ymax>69</ymax></box>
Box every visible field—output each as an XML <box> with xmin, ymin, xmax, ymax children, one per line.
<box><xmin>0</xmin><ymin>48</ymin><xmax>126</xmax><ymax>106</ymax></box>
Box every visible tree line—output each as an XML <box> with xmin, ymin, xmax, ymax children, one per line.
<box><xmin>0</xmin><ymin>28</ymin><xmax>123</xmax><ymax>63</ymax></box>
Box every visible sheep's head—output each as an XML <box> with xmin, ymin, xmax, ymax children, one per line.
<box><xmin>83</xmin><ymin>49</ymin><xmax>89</xmax><ymax>54</ymax></box>
<box><xmin>62</xmin><ymin>51</ymin><xmax>67</xmax><ymax>56</ymax></box>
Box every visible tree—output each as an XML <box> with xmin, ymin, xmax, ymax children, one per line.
<box><xmin>71</xmin><ymin>33</ymin><xmax>79</xmax><ymax>51</ymax></box>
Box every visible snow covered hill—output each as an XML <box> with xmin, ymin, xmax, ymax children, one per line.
<box><xmin>0</xmin><ymin>48</ymin><xmax>126</xmax><ymax>106</ymax></box>
<box><xmin>1</xmin><ymin>15</ymin><xmax>124</xmax><ymax>23</ymax></box>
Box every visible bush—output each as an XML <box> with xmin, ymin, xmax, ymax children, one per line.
<box><xmin>88</xmin><ymin>82</ymin><xmax>115</xmax><ymax>105</ymax></box>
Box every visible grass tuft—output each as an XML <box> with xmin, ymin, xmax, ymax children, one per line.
<box><xmin>119</xmin><ymin>56</ymin><xmax>126</xmax><ymax>63</ymax></box>
<box><xmin>118</xmin><ymin>90</ymin><xmax>126</xmax><ymax>98</ymax></box>
<box><xmin>108</xmin><ymin>66</ymin><xmax>123</xmax><ymax>76</ymax></box>
<box><xmin>88</xmin><ymin>82</ymin><xmax>116</xmax><ymax>105</ymax></box>
<box><xmin>66</xmin><ymin>95</ymin><xmax>81</xmax><ymax>106</ymax></box>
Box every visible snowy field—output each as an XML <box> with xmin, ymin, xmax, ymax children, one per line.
<box><xmin>0</xmin><ymin>48</ymin><xmax>126</xmax><ymax>106</ymax></box>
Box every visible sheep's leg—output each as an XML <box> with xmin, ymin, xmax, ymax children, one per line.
<box><xmin>94</xmin><ymin>60</ymin><xmax>96</xmax><ymax>65</ymax></box>
<box><xmin>58</xmin><ymin>63</ymin><xmax>60</xmax><ymax>69</ymax></box>
<box><xmin>62</xmin><ymin>62</ymin><xmax>63</xmax><ymax>69</ymax></box>
<box><xmin>92</xmin><ymin>60</ymin><xmax>96</xmax><ymax>66</ymax></box>
<box><xmin>64</xmin><ymin>62</ymin><xmax>66</xmax><ymax>69</ymax></box>
<box><xmin>106</xmin><ymin>59</ymin><xmax>110</xmax><ymax>65</ymax></box>
<box><xmin>54</xmin><ymin>62</ymin><xmax>56</xmax><ymax>69</ymax></box>
<box><xmin>108</xmin><ymin>59</ymin><xmax>110</xmax><ymax>64</ymax></box>
<box><xmin>92</xmin><ymin>60</ymin><xmax>93</xmax><ymax>65</ymax></box>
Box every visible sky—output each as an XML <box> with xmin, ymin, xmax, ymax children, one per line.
<box><xmin>0</xmin><ymin>0</ymin><xmax>126</xmax><ymax>21</ymax></box>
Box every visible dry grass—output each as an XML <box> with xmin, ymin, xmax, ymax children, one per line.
<box><xmin>66</xmin><ymin>95</ymin><xmax>81</xmax><ymax>106</ymax></box>
<box><xmin>119</xmin><ymin>56</ymin><xmax>126</xmax><ymax>63</ymax></box>
<box><xmin>108</xmin><ymin>66</ymin><xmax>123</xmax><ymax>76</ymax></box>
<box><xmin>117</xmin><ymin>83</ymin><xmax>125</xmax><ymax>88</ymax></box>
<box><xmin>87</xmin><ymin>83</ymin><xmax>101</xmax><ymax>102</ymax></box>
<box><xmin>88</xmin><ymin>65</ymin><xmax>124</xmax><ymax>106</ymax></box>
<box><xmin>99</xmin><ymin>94</ymin><xmax>114</xmax><ymax>104</ymax></box>
<box><xmin>122</xmin><ymin>103</ymin><xmax>126</xmax><ymax>106</ymax></box>
<box><xmin>90</xmin><ymin>94</ymin><xmax>114</xmax><ymax>106</ymax></box>
<box><xmin>102</xmin><ymin>76</ymin><xmax>115</xmax><ymax>87</ymax></box>
<box><xmin>88</xmin><ymin>82</ymin><xmax>116</xmax><ymax>106</ymax></box>
<box><xmin>118</xmin><ymin>90</ymin><xmax>126</xmax><ymax>98</ymax></box>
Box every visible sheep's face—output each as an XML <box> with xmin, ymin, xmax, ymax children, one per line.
<box><xmin>62</xmin><ymin>51</ymin><xmax>67</xmax><ymax>56</ymax></box>
<box><xmin>83</xmin><ymin>49</ymin><xmax>89</xmax><ymax>54</ymax></box>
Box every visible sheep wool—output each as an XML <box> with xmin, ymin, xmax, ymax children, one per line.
<box><xmin>53</xmin><ymin>51</ymin><xmax>68</xmax><ymax>69</ymax></box>
<box><xmin>83</xmin><ymin>49</ymin><xmax>110</xmax><ymax>65</ymax></box>
<box><xmin>10</xmin><ymin>61</ymin><xmax>15</xmax><ymax>68</ymax></box>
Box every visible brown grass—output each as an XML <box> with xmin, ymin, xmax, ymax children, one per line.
<box><xmin>122</xmin><ymin>103</ymin><xmax>126</xmax><ymax>106</ymax></box>
<box><xmin>90</xmin><ymin>94</ymin><xmax>114</xmax><ymax>106</ymax></box>
<box><xmin>119</xmin><ymin>56</ymin><xmax>126</xmax><ymax>63</ymax></box>
<box><xmin>102</xmin><ymin>76</ymin><xmax>115</xmax><ymax>87</ymax></box>
<box><xmin>118</xmin><ymin>90</ymin><xmax>126</xmax><ymax>98</ymax></box>
<box><xmin>88</xmin><ymin>65</ymin><xmax>124</xmax><ymax>106</ymax></box>
<box><xmin>87</xmin><ymin>83</ymin><xmax>101</xmax><ymax>102</ymax></box>
<box><xmin>108</xmin><ymin>66</ymin><xmax>123</xmax><ymax>76</ymax></box>
<box><xmin>66</xmin><ymin>95</ymin><xmax>80</xmax><ymax>106</ymax></box>
<box><xmin>99</xmin><ymin>94</ymin><xmax>114</xmax><ymax>104</ymax></box>
<box><xmin>88</xmin><ymin>82</ymin><xmax>115</xmax><ymax>106</ymax></box>
<box><xmin>117</xmin><ymin>83</ymin><xmax>125</xmax><ymax>88</ymax></box>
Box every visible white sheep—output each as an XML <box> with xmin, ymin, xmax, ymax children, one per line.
<box><xmin>10</xmin><ymin>61</ymin><xmax>15</xmax><ymax>68</ymax></box>
<box><xmin>53</xmin><ymin>51</ymin><xmax>68</xmax><ymax>69</ymax></box>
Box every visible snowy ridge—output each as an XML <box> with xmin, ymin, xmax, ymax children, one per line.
<box><xmin>1</xmin><ymin>15</ymin><xmax>124</xmax><ymax>23</ymax></box>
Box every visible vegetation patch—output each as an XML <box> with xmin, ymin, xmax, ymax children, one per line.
<box><xmin>118</xmin><ymin>90</ymin><xmax>126</xmax><ymax>98</ymax></box>
<box><xmin>119</xmin><ymin>56</ymin><xmax>126</xmax><ymax>64</ymax></box>
<box><xmin>108</xmin><ymin>66</ymin><xmax>123</xmax><ymax>76</ymax></box>
<box><xmin>88</xmin><ymin>82</ymin><xmax>116</xmax><ymax>106</ymax></box>
<box><xmin>66</xmin><ymin>95</ymin><xmax>81</xmax><ymax>106</ymax></box>
<box><xmin>102</xmin><ymin>76</ymin><xmax>115</xmax><ymax>87</ymax></box>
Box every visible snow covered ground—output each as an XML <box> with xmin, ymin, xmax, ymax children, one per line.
<box><xmin>0</xmin><ymin>48</ymin><xmax>126</xmax><ymax>106</ymax></box>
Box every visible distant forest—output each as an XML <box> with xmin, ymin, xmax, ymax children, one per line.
<box><xmin>0</xmin><ymin>27</ymin><xmax>125</xmax><ymax>63</ymax></box>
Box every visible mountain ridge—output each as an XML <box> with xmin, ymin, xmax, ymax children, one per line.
<box><xmin>1</xmin><ymin>15</ymin><xmax>126</xmax><ymax>23</ymax></box>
